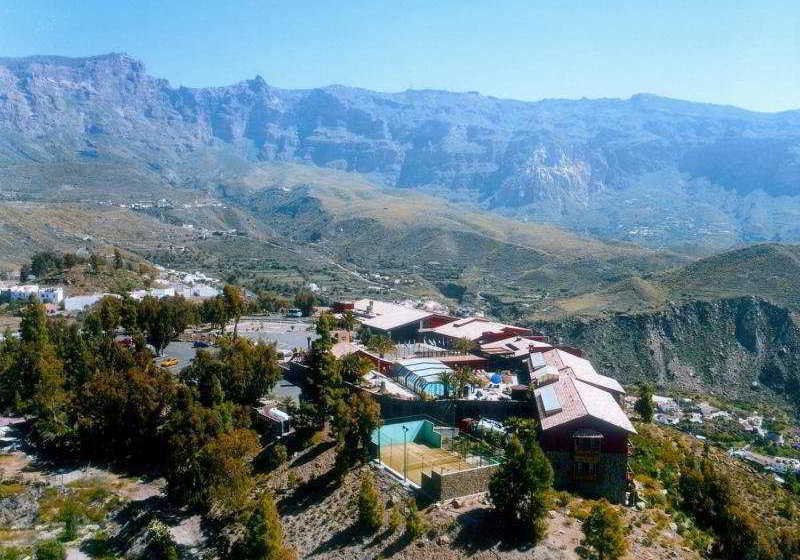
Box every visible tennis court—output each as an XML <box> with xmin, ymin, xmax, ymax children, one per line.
<box><xmin>372</xmin><ymin>418</ymin><xmax>482</xmax><ymax>484</ymax></box>
<box><xmin>379</xmin><ymin>441</ymin><xmax>473</xmax><ymax>484</ymax></box>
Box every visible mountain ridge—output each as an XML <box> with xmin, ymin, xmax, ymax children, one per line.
<box><xmin>2</xmin><ymin>52</ymin><xmax>800</xmax><ymax>251</ymax></box>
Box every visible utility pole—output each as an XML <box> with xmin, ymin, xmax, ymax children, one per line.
<box><xmin>402</xmin><ymin>425</ymin><xmax>409</xmax><ymax>482</ymax></box>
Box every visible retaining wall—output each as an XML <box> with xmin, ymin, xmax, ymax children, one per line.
<box><xmin>420</xmin><ymin>464</ymin><xmax>499</xmax><ymax>501</ymax></box>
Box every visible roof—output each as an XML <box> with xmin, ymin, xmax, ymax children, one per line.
<box><xmin>351</xmin><ymin>299</ymin><xmax>432</xmax><ymax>332</ymax></box>
<box><xmin>542</xmin><ymin>349</ymin><xmax>625</xmax><ymax>394</ymax></box>
<box><xmin>257</xmin><ymin>407</ymin><xmax>291</xmax><ymax>422</ymax></box>
<box><xmin>535</xmin><ymin>375</ymin><xmax>635</xmax><ymax>434</ymax></box>
<box><xmin>394</xmin><ymin>357</ymin><xmax>453</xmax><ymax>376</ymax></box>
<box><xmin>331</xmin><ymin>341</ymin><xmax>359</xmax><ymax>358</ymax></box>
<box><xmin>424</xmin><ymin>317</ymin><xmax>532</xmax><ymax>342</ymax></box>
<box><xmin>479</xmin><ymin>336</ymin><xmax>552</xmax><ymax>358</ymax></box>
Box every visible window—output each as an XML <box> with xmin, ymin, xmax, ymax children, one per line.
<box><xmin>573</xmin><ymin>430</ymin><xmax>603</xmax><ymax>453</ymax></box>
<box><xmin>574</xmin><ymin>460</ymin><xmax>598</xmax><ymax>480</ymax></box>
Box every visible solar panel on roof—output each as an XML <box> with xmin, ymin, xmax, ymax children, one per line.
<box><xmin>529</xmin><ymin>353</ymin><xmax>546</xmax><ymax>370</ymax></box>
<box><xmin>538</xmin><ymin>385</ymin><xmax>562</xmax><ymax>415</ymax></box>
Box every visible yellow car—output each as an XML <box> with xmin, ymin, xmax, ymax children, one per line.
<box><xmin>160</xmin><ymin>358</ymin><xmax>179</xmax><ymax>367</ymax></box>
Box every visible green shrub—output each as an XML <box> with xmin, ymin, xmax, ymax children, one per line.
<box><xmin>34</xmin><ymin>540</ymin><xmax>66</xmax><ymax>560</ymax></box>
<box><xmin>388</xmin><ymin>503</ymin><xmax>403</xmax><ymax>532</ymax></box>
<box><xmin>404</xmin><ymin>501</ymin><xmax>426</xmax><ymax>540</ymax></box>
<box><xmin>581</xmin><ymin>500</ymin><xmax>627</xmax><ymax>560</ymax></box>
<box><xmin>357</xmin><ymin>472</ymin><xmax>383</xmax><ymax>533</ymax></box>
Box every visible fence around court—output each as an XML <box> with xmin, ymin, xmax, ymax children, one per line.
<box><xmin>372</xmin><ymin>414</ymin><xmax>503</xmax><ymax>483</ymax></box>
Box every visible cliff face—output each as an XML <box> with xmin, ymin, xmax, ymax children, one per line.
<box><xmin>2</xmin><ymin>54</ymin><xmax>800</xmax><ymax>249</ymax></box>
<box><xmin>537</xmin><ymin>297</ymin><xmax>800</xmax><ymax>405</ymax></box>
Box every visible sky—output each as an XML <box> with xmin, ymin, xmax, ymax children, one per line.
<box><xmin>0</xmin><ymin>0</ymin><xmax>798</xmax><ymax>112</ymax></box>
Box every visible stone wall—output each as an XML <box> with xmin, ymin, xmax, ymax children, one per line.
<box><xmin>372</xmin><ymin>392</ymin><xmax>533</xmax><ymax>425</ymax></box>
<box><xmin>547</xmin><ymin>451</ymin><xmax>628</xmax><ymax>504</ymax></box>
<box><xmin>420</xmin><ymin>464</ymin><xmax>499</xmax><ymax>501</ymax></box>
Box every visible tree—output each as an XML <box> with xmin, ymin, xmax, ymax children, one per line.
<box><xmin>293</xmin><ymin>290</ymin><xmax>316</xmax><ymax>317</ymax></box>
<box><xmin>581</xmin><ymin>500</ymin><xmax>627</xmax><ymax>560</ymax></box>
<box><xmin>88</xmin><ymin>253</ymin><xmax>106</xmax><ymax>274</ymax></box>
<box><xmin>437</xmin><ymin>368</ymin><xmax>456</xmax><ymax>399</ymax></box>
<box><xmin>365</xmin><ymin>334</ymin><xmax>395</xmax><ymax>358</ymax></box>
<box><xmin>331</xmin><ymin>392</ymin><xmax>381</xmax><ymax>473</ymax></box>
<box><xmin>238</xmin><ymin>493</ymin><xmax>296</xmax><ymax>560</ymax></box>
<box><xmin>451</xmin><ymin>367</ymin><xmax>482</xmax><ymax>399</ymax></box>
<box><xmin>223</xmin><ymin>285</ymin><xmax>246</xmax><ymax>337</ymax></box>
<box><xmin>357</xmin><ymin>471</ymin><xmax>384</xmax><ymax>533</ymax></box>
<box><xmin>113</xmin><ymin>248</ymin><xmax>123</xmax><ymax>269</ymax></box>
<box><xmin>634</xmin><ymin>382</ymin><xmax>654</xmax><ymax>423</ymax></box>
<box><xmin>137</xmin><ymin>296</ymin><xmax>194</xmax><ymax>355</ymax></box>
<box><xmin>451</xmin><ymin>337</ymin><xmax>475</xmax><ymax>354</ymax></box>
<box><xmin>489</xmin><ymin>430</ymin><xmax>553</xmax><ymax>543</ymax></box>
<box><xmin>306</xmin><ymin>313</ymin><xmax>342</xmax><ymax>425</ymax></box>
<box><xmin>338</xmin><ymin>353</ymin><xmax>372</xmax><ymax>384</ymax></box>
<box><xmin>257</xmin><ymin>291</ymin><xmax>289</xmax><ymax>314</ymax></box>
<box><xmin>77</xmin><ymin>362</ymin><xmax>177</xmax><ymax>462</ymax></box>
<box><xmin>91</xmin><ymin>296</ymin><xmax>122</xmax><ymax>334</ymax></box>
<box><xmin>404</xmin><ymin>501</ymin><xmax>427</xmax><ymax>541</ymax></box>
<box><xmin>199</xmin><ymin>428</ymin><xmax>261</xmax><ymax>515</ymax></box>
<box><xmin>201</xmin><ymin>296</ymin><xmax>229</xmax><ymax>334</ymax></box>
<box><xmin>180</xmin><ymin>337</ymin><xmax>281</xmax><ymax>406</ymax></box>
<box><xmin>34</xmin><ymin>540</ymin><xmax>65</xmax><ymax>560</ymax></box>
<box><xmin>504</xmin><ymin>417</ymin><xmax>538</xmax><ymax>441</ymax></box>
<box><xmin>339</xmin><ymin>310</ymin><xmax>357</xmax><ymax>332</ymax></box>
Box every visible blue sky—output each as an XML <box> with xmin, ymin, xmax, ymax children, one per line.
<box><xmin>0</xmin><ymin>0</ymin><xmax>797</xmax><ymax>112</ymax></box>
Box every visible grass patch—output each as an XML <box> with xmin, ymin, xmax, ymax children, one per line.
<box><xmin>0</xmin><ymin>482</ymin><xmax>27</xmax><ymax>500</ymax></box>
<box><xmin>38</xmin><ymin>478</ymin><xmax>125</xmax><ymax>526</ymax></box>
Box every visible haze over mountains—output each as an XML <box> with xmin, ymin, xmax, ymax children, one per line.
<box><xmin>2</xmin><ymin>53</ymin><xmax>800</xmax><ymax>252</ymax></box>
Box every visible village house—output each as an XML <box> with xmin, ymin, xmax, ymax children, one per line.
<box><xmin>418</xmin><ymin>316</ymin><xmax>534</xmax><ymax>349</ymax></box>
<box><xmin>533</xmin><ymin>371</ymin><xmax>635</xmax><ymax>503</ymax></box>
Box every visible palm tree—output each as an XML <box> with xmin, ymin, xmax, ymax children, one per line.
<box><xmin>438</xmin><ymin>369</ymin><xmax>456</xmax><ymax>399</ymax></box>
<box><xmin>452</xmin><ymin>337</ymin><xmax>475</xmax><ymax>354</ymax></box>
<box><xmin>340</xmin><ymin>310</ymin><xmax>357</xmax><ymax>332</ymax></box>
<box><xmin>366</xmin><ymin>335</ymin><xmax>395</xmax><ymax>358</ymax></box>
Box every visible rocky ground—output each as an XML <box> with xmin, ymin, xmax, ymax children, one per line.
<box><xmin>266</xmin><ymin>440</ymin><xmax>702</xmax><ymax>560</ymax></box>
<box><xmin>0</xmin><ymin>417</ymin><xmax>204</xmax><ymax>558</ymax></box>
<box><xmin>0</xmin><ymin>417</ymin><xmax>705</xmax><ymax>559</ymax></box>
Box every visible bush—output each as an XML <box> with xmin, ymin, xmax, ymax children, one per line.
<box><xmin>581</xmin><ymin>500</ymin><xmax>627</xmax><ymax>560</ymax></box>
<box><xmin>388</xmin><ymin>503</ymin><xmax>404</xmax><ymax>532</ymax></box>
<box><xmin>357</xmin><ymin>472</ymin><xmax>383</xmax><ymax>533</ymax></box>
<box><xmin>272</xmin><ymin>443</ymin><xmax>288</xmax><ymax>468</ymax></box>
<box><xmin>59</xmin><ymin>499</ymin><xmax>82</xmax><ymax>541</ymax></box>
<box><xmin>34</xmin><ymin>540</ymin><xmax>66</xmax><ymax>560</ymax></box>
<box><xmin>0</xmin><ymin>548</ymin><xmax>25</xmax><ymax>560</ymax></box>
<box><xmin>405</xmin><ymin>501</ymin><xmax>427</xmax><ymax>541</ymax></box>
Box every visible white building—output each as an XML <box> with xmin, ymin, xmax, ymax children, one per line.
<box><xmin>64</xmin><ymin>293</ymin><xmax>117</xmax><ymax>313</ymax></box>
<box><xmin>6</xmin><ymin>285</ymin><xmax>39</xmax><ymax>301</ymax></box>
<box><xmin>38</xmin><ymin>287</ymin><xmax>64</xmax><ymax>304</ymax></box>
<box><xmin>190</xmin><ymin>284</ymin><xmax>219</xmax><ymax>299</ymax></box>
<box><xmin>129</xmin><ymin>287</ymin><xmax>175</xmax><ymax>300</ymax></box>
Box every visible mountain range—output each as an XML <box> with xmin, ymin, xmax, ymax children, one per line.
<box><xmin>2</xmin><ymin>53</ymin><xmax>800</xmax><ymax>251</ymax></box>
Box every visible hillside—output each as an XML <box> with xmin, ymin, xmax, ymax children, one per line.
<box><xmin>1</xmin><ymin>54</ymin><xmax>800</xmax><ymax>250</ymax></box>
<box><xmin>539</xmin><ymin>243</ymin><xmax>800</xmax><ymax>317</ymax></box>
<box><xmin>0</xmin><ymin>158</ymin><xmax>688</xmax><ymax>312</ymax></box>
<box><xmin>535</xmin><ymin>296</ymin><xmax>800</xmax><ymax>411</ymax></box>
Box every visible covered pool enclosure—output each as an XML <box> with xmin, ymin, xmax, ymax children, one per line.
<box><xmin>391</xmin><ymin>358</ymin><xmax>452</xmax><ymax>398</ymax></box>
<box><xmin>371</xmin><ymin>417</ymin><xmax>501</xmax><ymax>490</ymax></box>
